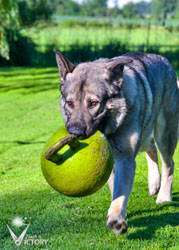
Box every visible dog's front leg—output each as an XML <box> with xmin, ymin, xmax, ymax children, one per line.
<box><xmin>107</xmin><ymin>155</ymin><xmax>136</xmax><ymax>235</ymax></box>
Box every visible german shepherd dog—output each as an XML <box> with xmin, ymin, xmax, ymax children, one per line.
<box><xmin>54</xmin><ymin>50</ymin><xmax>179</xmax><ymax>235</ymax></box>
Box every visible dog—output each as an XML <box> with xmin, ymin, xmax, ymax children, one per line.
<box><xmin>54</xmin><ymin>50</ymin><xmax>179</xmax><ymax>235</ymax></box>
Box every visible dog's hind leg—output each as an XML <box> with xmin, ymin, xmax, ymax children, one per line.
<box><xmin>154</xmin><ymin>108</ymin><xmax>178</xmax><ymax>204</ymax></box>
<box><xmin>146</xmin><ymin>138</ymin><xmax>161</xmax><ymax>196</ymax></box>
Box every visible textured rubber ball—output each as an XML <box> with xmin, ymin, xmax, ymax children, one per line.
<box><xmin>41</xmin><ymin>128</ymin><xmax>113</xmax><ymax>197</ymax></box>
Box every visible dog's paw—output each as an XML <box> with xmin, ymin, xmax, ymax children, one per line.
<box><xmin>106</xmin><ymin>214</ymin><xmax>127</xmax><ymax>235</ymax></box>
<box><xmin>156</xmin><ymin>192</ymin><xmax>172</xmax><ymax>204</ymax></box>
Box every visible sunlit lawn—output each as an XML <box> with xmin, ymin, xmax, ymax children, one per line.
<box><xmin>21</xmin><ymin>26</ymin><xmax>179</xmax><ymax>48</ymax></box>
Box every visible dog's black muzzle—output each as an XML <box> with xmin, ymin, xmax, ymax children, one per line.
<box><xmin>68</xmin><ymin>126</ymin><xmax>85</xmax><ymax>136</ymax></box>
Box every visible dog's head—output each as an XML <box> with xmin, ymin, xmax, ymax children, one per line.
<box><xmin>54</xmin><ymin>50</ymin><xmax>132</xmax><ymax>139</ymax></box>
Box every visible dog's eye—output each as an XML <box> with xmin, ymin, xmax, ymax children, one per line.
<box><xmin>66</xmin><ymin>101</ymin><xmax>74</xmax><ymax>108</ymax></box>
<box><xmin>89</xmin><ymin>101</ymin><xmax>99</xmax><ymax>108</ymax></box>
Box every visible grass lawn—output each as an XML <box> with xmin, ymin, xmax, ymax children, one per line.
<box><xmin>21</xmin><ymin>26</ymin><xmax>179</xmax><ymax>48</ymax></box>
<box><xmin>0</xmin><ymin>67</ymin><xmax>178</xmax><ymax>250</ymax></box>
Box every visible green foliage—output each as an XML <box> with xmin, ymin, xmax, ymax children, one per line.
<box><xmin>18</xmin><ymin>0</ymin><xmax>54</xmax><ymax>26</ymax></box>
<box><xmin>60</xmin><ymin>0</ymin><xmax>81</xmax><ymax>15</ymax></box>
<box><xmin>0</xmin><ymin>67</ymin><xmax>179</xmax><ymax>249</ymax></box>
<box><xmin>18</xmin><ymin>1</ymin><xmax>33</xmax><ymax>26</ymax></box>
<box><xmin>175</xmin><ymin>0</ymin><xmax>179</xmax><ymax>18</ymax></box>
<box><xmin>49</xmin><ymin>0</ymin><xmax>81</xmax><ymax>16</ymax></box>
<box><xmin>151</xmin><ymin>0</ymin><xmax>178</xmax><ymax>24</ymax></box>
<box><xmin>60</xmin><ymin>19</ymin><xmax>112</xmax><ymax>28</ymax></box>
<box><xmin>80</xmin><ymin>0</ymin><xmax>108</xmax><ymax>17</ymax></box>
<box><xmin>135</xmin><ymin>1</ymin><xmax>152</xmax><ymax>18</ymax></box>
<box><xmin>106</xmin><ymin>6</ymin><xmax>121</xmax><ymax>17</ymax></box>
<box><xmin>53</xmin><ymin>15</ymin><xmax>179</xmax><ymax>27</ymax></box>
<box><xmin>0</xmin><ymin>0</ymin><xmax>55</xmax><ymax>62</ymax></box>
<box><xmin>0</xmin><ymin>30</ymin><xmax>35</xmax><ymax>66</ymax></box>
<box><xmin>122</xmin><ymin>2</ymin><xmax>137</xmax><ymax>19</ymax></box>
<box><xmin>0</xmin><ymin>0</ymin><xmax>19</xmax><ymax>59</ymax></box>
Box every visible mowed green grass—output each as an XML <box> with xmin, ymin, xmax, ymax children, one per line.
<box><xmin>0</xmin><ymin>67</ymin><xmax>179</xmax><ymax>250</ymax></box>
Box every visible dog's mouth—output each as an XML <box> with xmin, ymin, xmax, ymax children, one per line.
<box><xmin>66</xmin><ymin>127</ymin><xmax>98</xmax><ymax>140</ymax></box>
<box><xmin>77</xmin><ymin>135</ymin><xmax>89</xmax><ymax>140</ymax></box>
<box><xmin>77</xmin><ymin>130</ymin><xmax>97</xmax><ymax>140</ymax></box>
<box><xmin>66</xmin><ymin>115</ymin><xmax>105</xmax><ymax>140</ymax></box>
<box><xmin>70</xmin><ymin>128</ymin><xmax>97</xmax><ymax>140</ymax></box>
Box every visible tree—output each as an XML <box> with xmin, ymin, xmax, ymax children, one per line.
<box><xmin>151</xmin><ymin>0</ymin><xmax>177</xmax><ymax>24</ymax></box>
<box><xmin>33</xmin><ymin>0</ymin><xmax>53</xmax><ymax>21</ymax></box>
<box><xmin>175</xmin><ymin>0</ymin><xmax>179</xmax><ymax>18</ymax></box>
<box><xmin>51</xmin><ymin>0</ymin><xmax>81</xmax><ymax>16</ymax></box>
<box><xmin>18</xmin><ymin>0</ymin><xmax>36</xmax><ymax>26</ymax></box>
<box><xmin>135</xmin><ymin>1</ymin><xmax>151</xmax><ymax>18</ymax></box>
<box><xmin>81</xmin><ymin>0</ymin><xmax>107</xmax><ymax>16</ymax></box>
<box><xmin>0</xmin><ymin>0</ymin><xmax>19</xmax><ymax>59</ymax></box>
<box><xmin>106</xmin><ymin>7</ymin><xmax>121</xmax><ymax>17</ymax></box>
<box><xmin>122</xmin><ymin>2</ymin><xmax>136</xmax><ymax>19</ymax></box>
<box><xmin>106</xmin><ymin>0</ymin><xmax>121</xmax><ymax>17</ymax></box>
<box><xmin>63</xmin><ymin>0</ymin><xmax>81</xmax><ymax>15</ymax></box>
<box><xmin>18</xmin><ymin>0</ymin><xmax>54</xmax><ymax>26</ymax></box>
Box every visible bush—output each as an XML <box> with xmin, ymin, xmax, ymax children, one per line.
<box><xmin>60</xmin><ymin>19</ymin><xmax>112</xmax><ymax>28</ymax></box>
<box><xmin>0</xmin><ymin>29</ymin><xmax>35</xmax><ymax>66</ymax></box>
<box><xmin>18</xmin><ymin>0</ymin><xmax>54</xmax><ymax>26</ymax></box>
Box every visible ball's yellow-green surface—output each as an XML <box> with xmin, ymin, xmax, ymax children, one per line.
<box><xmin>41</xmin><ymin>128</ymin><xmax>113</xmax><ymax>197</ymax></box>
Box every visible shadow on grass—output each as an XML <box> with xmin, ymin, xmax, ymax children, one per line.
<box><xmin>33</xmin><ymin>44</ymin><xmax>179</xmax><ymax>69</ymax></box>
<box><xmin>0</xmin><ymin>140</ymin><xmax>45</xmax><ymax>145</ymax></box>
<box><xmin>129</xmin><ymin>193</ymin><xmax>179</xmax><ymax>219</ymax></box>
<box><xmin>128</xmin><ymin>211</ymin><xmax>179</xmax><ymax>240</ymax></box>
<box><xmin>0</xmin><ymin>79</ymin><xmax>59</xmax><ymax>94</ymax></box>
<box><xmin>173</xmin><ymin>192</ymin><xmax>179</xmax><ymax>202</ymax></box>
<box><xmin>1</xmin><ymin>41</ymin><xmax>179</xmax><ymax>68</ymax></box>
<box><xmin>127</xmin><ymin>192</ymin><xmax>179</xmax><ymax>240</ymax></box>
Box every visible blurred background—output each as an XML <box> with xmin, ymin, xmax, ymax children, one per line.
<box><xmin>0</xmin><ymin>0</ymin><xmax>178</xmax><ymax>68</ymax></box>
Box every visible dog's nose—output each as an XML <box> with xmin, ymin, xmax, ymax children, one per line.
<box><xmin>68</xmin><ymin>126</ymin><xmax>85</xmax><ymax>136</ymax></box>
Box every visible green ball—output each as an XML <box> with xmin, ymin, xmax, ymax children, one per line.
<box><xmin>41</xmin><ymin>128</ymin><xmax>113</xmax><ymax>197</ymax></box>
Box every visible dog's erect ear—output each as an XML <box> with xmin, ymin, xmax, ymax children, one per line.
<box><xmin>108</xmin><ymin>57</ymin><xmax>132</xmax><ymax>87</ymax></box>
<box><xmin>54</xmin><ymin>50</ymin><xmax>75</xmax><ymax>84</ymax></box>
